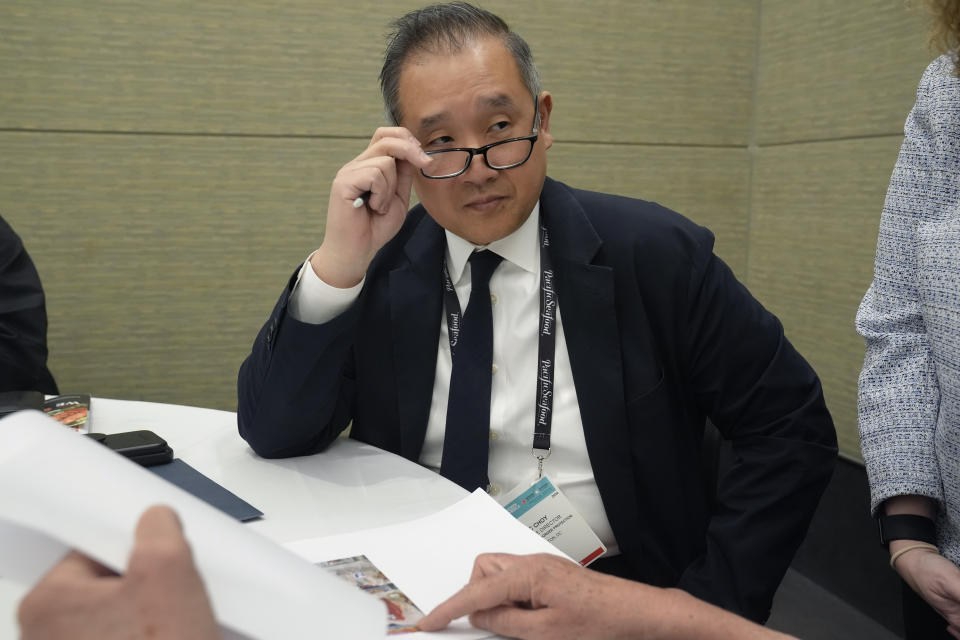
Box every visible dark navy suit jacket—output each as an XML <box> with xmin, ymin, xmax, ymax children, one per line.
<box><xmin>0</xmin><ymin>216</ymin><xmax>58</xmax><ymax>395</ymax></box>
<box><xmin>238</xmin><ymin>177</ymin><xmax>837</xmax><ymax>622</ymax></box>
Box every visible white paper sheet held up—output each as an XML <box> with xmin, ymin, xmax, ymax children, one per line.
<box><xmin>0</xmin><ymin>410</ymin><xmax>384</xmax><ymax>640</ymax></box>
<box><xmin>287</xmin><ymin>489</ymin><xmax>573</xmax><ymax>639</ymax></box>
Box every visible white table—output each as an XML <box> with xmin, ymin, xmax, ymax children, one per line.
<box><xmin>1</xmin><ymin>397</ymin><xmax>468</xmax><ymax>638</ymax></box>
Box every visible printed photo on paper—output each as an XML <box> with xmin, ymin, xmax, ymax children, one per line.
<box><xmin>317</xmin><ymin>555</ymin><xmax>423</xmax><ymax>634</ymax></box>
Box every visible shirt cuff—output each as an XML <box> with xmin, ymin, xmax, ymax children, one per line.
<box><xmin>288</xmin><ymin>254</ymin><xmax>364</xmax><ymax>324</ymax></box>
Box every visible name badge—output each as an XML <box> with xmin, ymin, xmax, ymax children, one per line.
<box><xmin>498</xmin><ymin>475</ymin><xmax>606</xmax><ymax>566</ymax></box>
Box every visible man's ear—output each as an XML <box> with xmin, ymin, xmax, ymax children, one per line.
<box><xmin>538</xmin><ymin>91</ymin><xmax>554</xmax><ymax>149</ymax></box>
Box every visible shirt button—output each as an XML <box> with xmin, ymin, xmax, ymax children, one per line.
<box><xmin>488</xmin><ymin>484</ymin><xmax>501</xmax><ymax>496</ymax></box>
<box><xmin>491</xmin><ymin>363</ymin><xmax>498</xmax><ymax>374</ymax></box>
<box><xmin>489</xmin><ymin>430</ymin><xmax>500</xmax><ymax>441</ymax></box>
<box><xmin>490</xmin><ymin>293</ymin><xmax>498</xmax><ymax>305</ymax></box>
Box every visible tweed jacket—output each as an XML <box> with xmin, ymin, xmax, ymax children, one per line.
<box><xmin>857</xmin><ymin>54</ymin><xmax>960</xmax><ymax>562</ymax></box>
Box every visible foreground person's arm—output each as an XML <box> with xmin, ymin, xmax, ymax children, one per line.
<box><xmin>420</xmin><ymin>553</ymin><xmax>797</xmax><ymax>640</ymax></box>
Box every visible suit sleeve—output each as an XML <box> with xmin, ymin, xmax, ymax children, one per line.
<box><xmin>0</xmin><ymin>217</ymin><xmax>58</xmax><ymax>395</ymax></box>
<box><xmin>237</xmin><ymin>268</ymin><xmax>359</xmax><ymax>458</ymax></box>
<box><xmin>675</xmin><ymin>239</ymin><xmax>838</xmax><ymax>623</ymax></box>
<box><xmin>855</xmin><ymin>61</ymin><xmax>944</xmax><ymax>515</ymax></box>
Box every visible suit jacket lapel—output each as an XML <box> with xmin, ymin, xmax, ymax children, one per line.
<box><xmin>389</xmin><ymin>212</ymin><xmax>445</xmax><ymax>461</ymax></box>
<box><xmin>540</xmin><ymin>178</ymin><xmax>642</xmax><ymax>546</ymax></box>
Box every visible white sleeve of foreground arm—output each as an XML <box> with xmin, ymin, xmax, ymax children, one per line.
<box><xmin>288</xmin><ymin>256</ymin><xmax>364</xmax><ymax>325</ymax></box>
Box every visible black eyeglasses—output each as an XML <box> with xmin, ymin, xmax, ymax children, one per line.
<box><xmin>420</xmin><ymin>97</ymin><xmax>540</xmax><ymax>180</ymax></box>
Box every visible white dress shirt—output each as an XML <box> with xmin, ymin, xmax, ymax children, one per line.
<box><xmin>289</xmin><ymin>203</ymin><xmax>618</xmax><ymax>555</ymax></box>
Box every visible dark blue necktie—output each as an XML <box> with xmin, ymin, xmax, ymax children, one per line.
<box><xmin>441</xmin><ymin>250</ymin><xmax>504</xmax><ymax>491</ymax></box>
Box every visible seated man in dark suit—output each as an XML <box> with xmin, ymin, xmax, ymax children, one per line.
<box><xmin>0</xmin><ymin>215</ymin><xmax>58</xmax><ymax>394</ymax></box>
<box><xmin>238</xmin><ymin>2</ymin><xmax>837</xmax><ymax>623</ymax></box>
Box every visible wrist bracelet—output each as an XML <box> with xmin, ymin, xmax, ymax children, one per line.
<box><xmin>889</xmin><ymin>542</ymin><xmax>939</xmax><ymax>569</ymax></box>
<box><xmin>878</xmin><ymin>513</ymin><xmax>937</xmax><ymax>547</ymax></box>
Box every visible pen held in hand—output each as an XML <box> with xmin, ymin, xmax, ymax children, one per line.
<box><xmin>352</xmin><ymin>192</ymin><xmax>371</xmax><ymax>209</ymax></box>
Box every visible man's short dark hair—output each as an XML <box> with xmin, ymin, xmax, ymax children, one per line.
<box><xmin>379</xmin><ymin>2</ymin><xmax>542</xmax><ymax>126</ymax></box>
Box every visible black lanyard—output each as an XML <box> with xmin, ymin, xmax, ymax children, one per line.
<box><xmin>442</xmin><ymin>224</ymin><xmax>557</xmax><ymax>478</ymax></box>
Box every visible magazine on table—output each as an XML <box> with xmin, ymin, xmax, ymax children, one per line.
<box><xmin>42</xmin><ymin>393</ymin><xmax>91</xmax><ymax>432</ymax></box>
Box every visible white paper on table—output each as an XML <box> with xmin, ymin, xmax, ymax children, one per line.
<box><xmin>286</xmin><ymin>489</ymin><xmax>573</xmax><ymax>639</ymax></box>
<box><xmin>0</xmin><ymin>410</ymin><xmax>384</xmax><ymax>640</ymax></box>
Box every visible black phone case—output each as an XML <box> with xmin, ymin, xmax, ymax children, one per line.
<box><xmin>87</xmin><ymin>430</ymin><xmax>174</xmax><ymax>467</ymax></box>
<box><xmin>127</xmin><ymin>445</ymin><xmax>174</xmax><ymax>467</ymax></box>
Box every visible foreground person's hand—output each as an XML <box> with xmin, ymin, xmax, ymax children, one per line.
<box><xmin>18</xmin><ymin>505</ymin><xmax>218</xmax><ymax>640</ymax></box>
<box><xmin>420</xmin><ymin>553</ymin><xmax>795</xmax><ymax>640</ymax></box>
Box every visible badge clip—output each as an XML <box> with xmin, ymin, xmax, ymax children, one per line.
<box><xmin>533</xmin><ymin>447</ymin><xmax>551</xmax><ymax>479</ymax></box>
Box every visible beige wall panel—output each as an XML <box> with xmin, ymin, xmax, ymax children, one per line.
<box><xmin>0</xmin><ymin>132</ymin><xmax>358</xmax><ymax>411</ymax></box>
<box><xmin>747</xmin><ymin>136</ymin><xmax>904</xmax><ymax>458</ymax></box>
<box><xmin>1</xmin><ymin>1</ymin><xmax>756</xmax><ymax>146</ymax></box>
<box><xmin>548</xmin><ymin>144</ymin><xmax>750</xmax><ymax>276</ymax></box>
<box><xmin>755</xmin><ymin>0</ymin><xmax>931</xmax><ymax>145</ymax></box>
<box><xmin>1</xmin><ymin>1</ymin><xmax>394</xmax><ymax>135</ymax></box>
<box><xmin>499</xmin><ymin>1</ymin><xmax>757</xmax><ymax>145</ymax></box>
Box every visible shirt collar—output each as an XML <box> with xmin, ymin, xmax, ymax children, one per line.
<box><xmin>444</xmin><ymin>201</ymin><xmax>541</xmax><ymax>284</ymax></box>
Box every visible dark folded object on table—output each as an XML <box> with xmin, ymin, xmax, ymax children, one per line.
<box><xmin>0</xmin><ymin>390</ymin><xmax>44</xmax><ymax>418</ymax></box>
<box><xmin>149</xmin><ymin>459</ymin><xmax>264</xmax><ymax>522</ymax></box>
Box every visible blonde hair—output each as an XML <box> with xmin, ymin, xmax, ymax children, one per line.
<box><xmin>920</xmin><ymin>0</ymin><xmax>960</xmax><ymax>55</ymax></box>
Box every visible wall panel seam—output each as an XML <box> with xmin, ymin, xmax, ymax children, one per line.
<box><xmin>0</xmin><ymin>127</ymin><xmax>753</xmax><ymax>150</ymax></box>
<box><xmin>757</xmin><ymin>133</ymin><xmax>907</xmax><ymax>148</ymax></box>
<box><xmin>0</xmin><ymin>128</ymin><xmax>372</xmax><ymax>141</ymax></box>
<box><xmin>745</xmin><ymin>0</ymin><xmax>763</xmax><ymax>289</ymax></box>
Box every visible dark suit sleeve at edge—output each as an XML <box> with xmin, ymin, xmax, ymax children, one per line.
<box><xmin>674</xmin><ymin>236</ymin><xmax>838</xmax><ymax>623</ymax></box>
<box><xmin>0</xmin><ymin>217</ymin><xmax>58</xmax><ymax>395</ymax></box>
<box><xmin>237</xmin><ymin>269</ymin><xmax>358</xmax><ymax>458</ymax></box>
